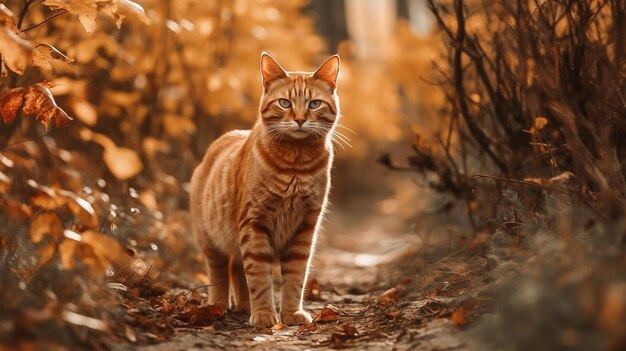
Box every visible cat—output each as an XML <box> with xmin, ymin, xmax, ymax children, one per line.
<box><xmin>190</xmin><ymin>52</ymin><xmax>340</xmax><ymax>327</ymax></box>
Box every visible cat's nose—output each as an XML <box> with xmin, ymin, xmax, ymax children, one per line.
<box><xmin>294</xmin><ymin>117</ymin><xmax>306</xmax><ymax>127</ymax></box>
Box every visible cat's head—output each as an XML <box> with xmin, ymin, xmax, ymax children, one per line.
<box><xmin>258</xmin><ymin>53</ymin><xmax>340</xmax><ymax>142</ymax></box>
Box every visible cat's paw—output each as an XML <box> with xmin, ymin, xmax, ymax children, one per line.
<box><xmin>281</xmin><ymin>310</ymin><xmax>312</xmax><ymax>326</ymax></box>
<box><xmin>249</xmin><ymin>310</ymin><xmax>279</xmax><ymax>328</ymax></box>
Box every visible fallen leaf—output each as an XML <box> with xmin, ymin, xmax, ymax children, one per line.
<box><xmin>271</xmin><ymin>322</ymin><xmax>287</xmax><ymax>330</ymax></box>
<box><xmin>314</xmin><ymin>304</ymin><xmax>339</xmax><ymax>323</ymax></box>
<box><xmin>377</xmin><ymin>287</ymin><xmax>400</xmax><ymax>305</ymax></box>
<box><xmin>296</xmin><ymin>323</ymin><xmax>318</xmax><ymax>334</ymax></box>
<box><xmin>330</xmin><ymin>322</ymin><xmax>360</xmax><ymax>345</ymax></box>
<box><xmin>179</xmin><ymin>305</ymin><xmax>224</xmax><ymax>326</ymax></box>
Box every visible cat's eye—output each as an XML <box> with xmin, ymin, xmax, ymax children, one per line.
<box><xmin>308</xmin><ymin>100</ymin><xmax>322</xmax><ymax>109</ymax></box>
<box><xmin>278</xmin><ymin>98</ymin><xmax>292</xmax><ymax>108</ymax></box>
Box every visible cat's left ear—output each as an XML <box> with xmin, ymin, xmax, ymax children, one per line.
<box><xmin>313</xmin><ymin>55</ymin><xmax>340</xmax><ymax>91</ymax></box>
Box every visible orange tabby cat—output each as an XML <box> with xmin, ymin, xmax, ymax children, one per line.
<box><xmin>190</xmin><ymin>53</ymin><xmax>340</xmax><ymax>327</ymax></box>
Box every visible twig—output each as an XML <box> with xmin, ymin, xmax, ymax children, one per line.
<box><xmin>0</xmin><ymin>130</ymin><xmax>56</xmax><ymax>150</ymax></box>
<box><xmin>21</xmin><ymin>10</ymin><xmax>69</xmax><ymax>32</ymax></box>
<box><xmin>17</xmin><ymin>0</ymin><xmax>36</xmax><ymax>29</ymax></box>
<box><xmin>474</xmin><ymin>173</ymin><xmax>582</xmax><ymax>199</ymax></box>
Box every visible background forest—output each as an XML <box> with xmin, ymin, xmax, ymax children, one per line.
<box><xmin>0</xmin><ymin>0</ymin><xmax>625</xmax><ymax>350</ymax></box>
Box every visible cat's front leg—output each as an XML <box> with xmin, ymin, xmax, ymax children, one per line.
<box><xmin>279</xmin><ymin>219</ymin><xmax>317</xmax><ymax>325</ymax></box>
<box><xmin>240</xmin><ymin>222</ymin><xmax>278</xmax><ymax>327</ymax></box>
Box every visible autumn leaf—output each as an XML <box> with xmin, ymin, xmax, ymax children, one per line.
<box><xmin>0</xmin><ymin>4</ymin><xmax>19</xmax><ymax>33</ymax></box>
<box><xmin>179</xmin><ymin>305</ymin><xmax>225</xmax><ymax>326</ymax></box>
<box><xmin>0</xmin><ymin>27</ymin><xmax>35</xmax><ymax>74</ymax></box>
<box><xmin>314</xmin><ymin>304</ymin><xmax>339</xmax><ymax>323</ymax></box>
<box><xmin>57</xmin><ymin>189</ymin><xmax>99</xmax><ymax>228</ymax></box>
<box><xmin>32</xmin><ymin>43</ymin><xmax>75</xmax><ymax>71</ymax></box>
<box><xmin>81</xmin><ymin>230</ymin><xmax>129</xmax><ymax>270</ymax></box>
<box><xmin>29</xmin><ymin>212</ymin><xmax>63</xmax><ymax>243</ymax></box>
<box><xmin>85</xmin><ymin>130</ymin><xmax>143</xmax><ymax>180</ymax></box>
<box><xmin>0</xmin><ymin>87</ymin><xmax>25</xmax><ymax>124</ymax></box>
<box><xmin>271</xmin><ymin>322</ymin><xmax>287</xmax><ymax>330</ymax></box>
<box><xmin>377</xmin><ymin>287</ymin><xmax>400</xmax><ymax>305</ymax></box>
<box><xmin>103</xmin><ymin>0</ymin><xmax>151</xmax><ymax>28</ymax></box>
<box><xmin>69</xmin><ymin>97</ymin><xmax>97</xmax><ymax>126</ymax></box>
<box><xmin>43</xmin><ymin>0</ymin><xmax>98</xmax><ymax>34</ymax></box>
<box><xmin>21</xmin><ymin>83</ymin><xmax>73</xmax><ymax>129</ymax></box>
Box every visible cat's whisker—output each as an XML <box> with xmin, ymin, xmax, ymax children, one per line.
<box><xmin>334</xmin><ymin>124</ymin><xmax>357</xmax><ymax>135</ymax></box>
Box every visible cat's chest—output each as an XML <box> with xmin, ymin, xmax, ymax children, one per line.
<box><xmin>268</xmin><ymin>193</ymin><xmax>313</xmax><ymax>251</ymax></box>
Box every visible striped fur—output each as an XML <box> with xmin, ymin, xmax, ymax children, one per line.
<box><xmin>190</xmin><ymin>53</ymin><xmax>340</xmax><ymax>327</ymax></box>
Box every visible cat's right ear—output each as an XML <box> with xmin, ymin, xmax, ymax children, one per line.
<box><xmin>260</xmin><ymin>52</ymin><xmax>287</xmax><ymax>90</ymax></box>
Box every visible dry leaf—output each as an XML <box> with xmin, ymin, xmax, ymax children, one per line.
<box><xmin>103</xmin><ymin>145</ymin><xmax>143</xmax><ymax>180</ymax></box>
<box><xmin>32</xmin><ymin>43</ymin><xmax>75</xmax><ymax>71</ymax></box>
<box><xmin>0</xmin><ymin>87</ymin><xmax>25</xmax><ymax>124</ymax></box>
<box><xmin>69</xmin><ymin>97</ymin><xmax>97</xmax><ymax>126</ymax></box>
<box><xmin>22</xmin><ymin>83</ymin><xmax>73</xmax><ymax>129</ymax></box>
<box><xmin>377</xmin><ymin>287</ymin><xmax>400</xmax><ymax>305</ymax></box>
<box><xmin>0</xmin><ymin>26</ymin><xmax>35</xmax><ymax>74</ymax></box>
<box><xmin>0</xmin><ymin>4</ymin><xmax>18</xmax><ymax>33</ymax></box>
<box><xmin>106</xmin><ymin>0</ymin><xmax>151</xmax><ymax>27</ymax></box>
<box><xmin>43</xmin><ymin>0</ymin><xmax>98</xmax><ymax>34</ymax></box>
<box><xmin>87</xmin><ymin>131</ymin><xmax>144</xmax><ymax>180</ymax></box>
<box><xmin>81</xmin><ymin>230</ymin><xmax>128</xmax><ymax>269</ymax></box>
<box><xmin>271</xmin><ymin>322</ymin><xmax>287</xmax><ymax>330</ymax></box>
<box><xmin>29</xmin><ymin>212</ymin><xmax>63</xmax><ymax>243</ymax></box>
<box><xmin>57</xmin><ymin>189</ymin><xmax>98</xmax><ymax>228</ymax></box>
<box><xmin>296</xmin><ymin>323</ymin><xmax>318</xmax><ymax>334</ymax></box>
<box><xmin>314</xmin><ymin>304</ymin><xmax>339</xmax><ymax>323</ymax></box>
<box><xmin>163</xmin><ymin>115</ymin><xmax>196</xmax><ymax>138</ymax></box>
<box><xmin>330</xmin><ymin>323</ymin><xmax>360</xmax><ymax>345</ymax></box>
<box><xmin>179</xmin><ymin>305</ymin><xmax>224</xmax><ymax>326</ymax></box>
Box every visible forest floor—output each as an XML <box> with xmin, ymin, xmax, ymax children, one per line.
<box><xmin>113</xmin><ymin>200</ymin><xmax>484</xmax><ymax>351</ymax></box>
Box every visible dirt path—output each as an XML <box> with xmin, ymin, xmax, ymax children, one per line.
<box><xmin>113</xmin><ymin>217</ymin><xmax>469</xmax><ymax>351</ymax></box>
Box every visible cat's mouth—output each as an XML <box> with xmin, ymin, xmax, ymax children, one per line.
<box><xmin>287</xmin><ymin>128</ymin><xmax>312</xmax><ymax>139</ymax></box>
